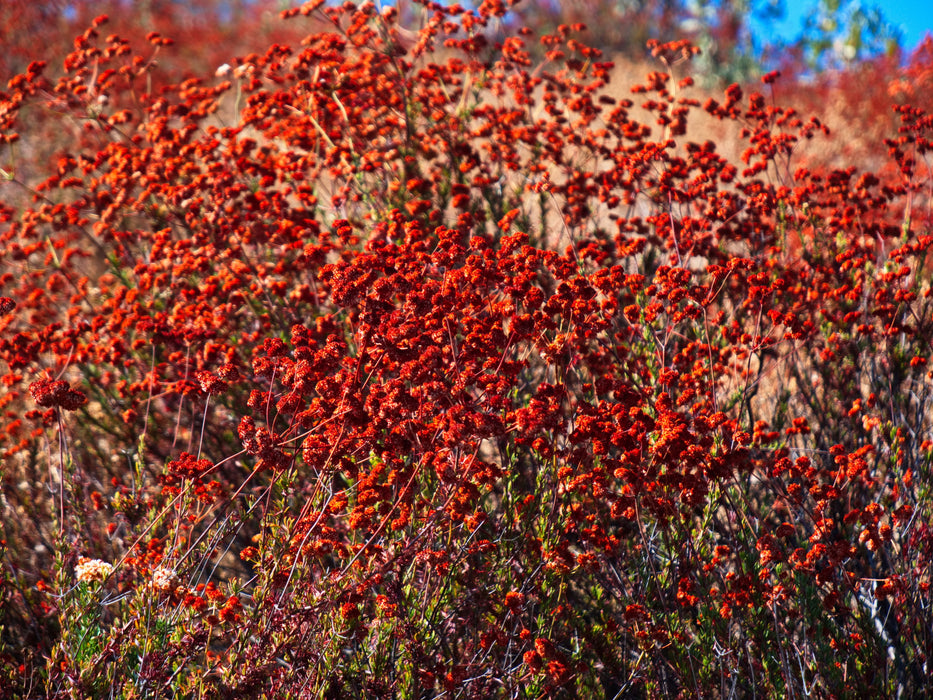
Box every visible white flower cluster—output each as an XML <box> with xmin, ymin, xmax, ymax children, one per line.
<box><xmin>215</xmin><ymin>63</ymin><xmax>254</xmax><ymax>79</ymax></box>
<box><xmin>149</xmin><ymin>566</ymin><xmax>178</xmax><ymax>593</ymax></box>
<box><xmin>75</xmin><ymin>557</ymin><xmax>113</xmax><ymax>583</ymax></box>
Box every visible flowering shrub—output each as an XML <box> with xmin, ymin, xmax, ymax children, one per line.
<box><xmin>1</xmin><ymin>1</ymin><xmax>933</xmax><ymax>697</ymax></box>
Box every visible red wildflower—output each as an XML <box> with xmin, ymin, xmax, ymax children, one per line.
<box><xmin>28</xmin><ymin>378</ymin><xmax>87</xmax><ymax>411</ymax></box>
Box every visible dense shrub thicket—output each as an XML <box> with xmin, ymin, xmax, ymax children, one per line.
<box><xmin>2</xmin><ymin>1</ymin><xmax>933</xmax><ymax>697</ymax></box>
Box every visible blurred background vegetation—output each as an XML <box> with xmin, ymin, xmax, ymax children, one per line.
<box><xmin>0</xmin><ymin>0</ymin><xmax>914</xmax><ymax>86</ymax></box>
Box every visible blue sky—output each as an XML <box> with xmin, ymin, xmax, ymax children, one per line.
<box><xmin>762</xmin><ymin>0</ymin><xmax>933</xmax><ymax>52</ymax></box>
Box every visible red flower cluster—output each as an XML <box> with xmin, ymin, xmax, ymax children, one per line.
<box><xmin>28</xmin><ymin>378</ymin><xmax>87</xmax><ymax>411</ymax></box>
<box><xmin>2</xmin><ymin>2</ymin><xmax>933</xmax><ymax>698</ymax></box>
